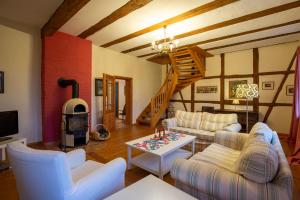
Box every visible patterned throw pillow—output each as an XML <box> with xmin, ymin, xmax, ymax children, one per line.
<box><xmin>175</xmin><ymin>110</ymin><xmax>202</xmax><ymax>129</ymax></box>
<box><xmin>235</xmin><ymin>140</ymin><xmax>279</xmax><ymax>183</ymax></box>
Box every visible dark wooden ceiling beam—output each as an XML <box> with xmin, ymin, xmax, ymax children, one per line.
<box><xmin>182</xmin><ymin>19</ymin><xmax>300</xmax><ymax>49</ymax></box>
<box><xmin>139</xmin><ymin>52</ymin><xmax>156</xmax><ymax>58</ymax></box>
<box><xmin>101</xmin><ymin>0</ymin><xmax>238</xmax><ymax>48</ymax></box>
<box><xmin>205</xmin><ymin>30</ymin><xmax>300</xmax><ymax>51</ymax></box>
<box><xmin>79</xmin><ymin>0</ymin><xmax>152</xmax><ymax>38</ymax></box>
<box><xmin>138</xmin><ymin>19</ymin><xmax>300</xmax><ymax>58</ymax></box>
<box><xmin>41</xmin><ymin>0</ymin><xmax>91</xmax><ymax>37</ymax></box>
<box><xmin>125</xmin><ymin>1</ymin><xmax>300</xmax><ymax>54</ymax></box>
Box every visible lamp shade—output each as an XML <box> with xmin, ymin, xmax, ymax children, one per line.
<box><xmin>236</xmin><ymin>84</ymin><xmax>259</xmax><ymax>98</ymax></box>
<box><xmin>232</xmin><ymin>99</ymin><xmax>240</xmax><ymax>105</ymax></box>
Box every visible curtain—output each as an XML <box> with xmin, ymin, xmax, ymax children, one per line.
<box><xmin>288</xmin><ymin>47</ymin><xmax>300</xmax><ymax>165</ymax></box>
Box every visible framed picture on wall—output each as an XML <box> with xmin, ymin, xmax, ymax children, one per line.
<box><xmin>229</xmin><ymin>80</ymin><xmax>247</xmax><ymax>99</ymax></box>
<box><xmin>286</xmin><ymin>85</ymin><xmax>294</xmax><ymax>96</ymax></box>
<box><xmin>95</xmin><ymin>78</ymin><xmax>103</xmax><ymax>96</ymax></box>
<box><xmin>262</xmin><ymin>81</ymin><xmax>274</xmax><ymax>90</ymax></box>
<box><xmin>196</xmin><ymin>86</ymin><xmax>217</xmax><ymax>93</ymax></box>
<box><xmin>0</xmin><ymin>71</ymin><xmax>4</xmax><ymax>93</ymax></box>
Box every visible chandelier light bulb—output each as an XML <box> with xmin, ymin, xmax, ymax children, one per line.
<box><xmin>151</xmin><ymin>25</ymin><xmax>179</xmax><ymax>54</ymax></box>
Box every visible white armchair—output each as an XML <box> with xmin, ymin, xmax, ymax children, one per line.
<box><xmin>7</xmin><ymin>142</ymin><xmax>126</xmax><ymax>200</ymax></box>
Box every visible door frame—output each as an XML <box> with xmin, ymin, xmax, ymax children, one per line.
<box><xmin>115</xmin><ymin>75</ymin><xmax>133</xmax><ymax>125</ymax></box>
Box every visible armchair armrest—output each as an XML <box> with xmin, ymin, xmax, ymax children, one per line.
<box><xmin>162</xmin><ymin>118</ymin><xmax>177</xmax><ymax>130</ymax></box>
<box><xmin>171</xmin><ymin>158</ymin><xmax>286</xmax><ymax>200</ymax></box>
<box><xmin>66</xmin><ymin>149</ymin><xmax>86</xmax><ymax>169</ymax></box>
<box><xmin>223</xmin><ymin>123</ymin><xmax>241</xmax><ymax>132</ymax></box>
<box><xmin>72</xmin><ymin>158</ymin><xmax>126</xmax><ymax>200</ymax></box>
<box><xmin>215</xmin><ymin>131</ymin><xmax>249</xmax><ymax>150</ymax></box>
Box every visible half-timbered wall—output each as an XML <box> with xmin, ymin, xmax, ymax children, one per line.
<box><xmin>168</xmin><ymin>41</ymin><xmax>299</xmax><ymax>134</ymax></box>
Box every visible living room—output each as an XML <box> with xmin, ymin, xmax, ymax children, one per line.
<box><xmin>0</xmin><ymin>0</ymin><xmax>300</xmax><ymax>199</ymax></box>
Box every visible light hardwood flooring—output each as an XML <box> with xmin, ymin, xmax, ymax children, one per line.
<box><xmin>0</xmin><ymin>124</ymin><xmax>299</xmax><ymax>199</ymax></box>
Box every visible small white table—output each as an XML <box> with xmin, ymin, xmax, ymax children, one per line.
<box><xmin>104</xmin><ymin>175</ymin><xmax>196</xmax><ymax>200</ymax></box>
<box><xmin>126</xmin><ymin>131</ymin><xmax>195</xmax><ymax>179</ymax></box>
<box><xmin>0</xmin><ymin>138</ymin><xmax>27</xmax><ymax>160</ymax></box>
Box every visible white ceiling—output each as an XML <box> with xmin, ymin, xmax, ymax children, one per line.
<box><xmin>1</xmin><ymin>0</ymin><xmax>299</xmax><ymax>58</ymax></box>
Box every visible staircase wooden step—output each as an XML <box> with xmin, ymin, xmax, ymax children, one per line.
<box><xmin>177</xmin><ymin>63</ymin><xmax>196</xmax><ymax>67</ymax></box>
<box><xmin>141</xmin><ymin>112</ymin><xmax>150</xmax><ymax>118</ymax></box>
<box><xmin>137</xmin><ymin>118</ymin><xmax>151</xmax><ymax>125</ymax></box>
<box><xmin>179</xmin><ymin>73</ymin><xmax>202</xmax><ymax>78</ymax></box>
<box><xmin>173</xmin><ymin>50</ymin><xmax>190</xmax><ymax>57</ymax></box>
<box><xmin>176</xmin><ymin>59</ymin><xmax>194</xmax><ymax>64</ymax></box>
<box><xmin>175</xmin><ymin>57</ymin><xmax>192</xmax><ymax>62</ymax></box>
<box><xmin>178</xmin><ymin>68</ymin><xmax>198</xmax><ymax>72</ymax></box>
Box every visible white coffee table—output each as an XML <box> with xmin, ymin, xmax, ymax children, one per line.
<box><xmin>126</xmin><ymin>131</ymin><xmax>195</xmax><ymax>179</ymax></box>
<box><xmin>104</xmin><ymin>175</ymin><xmax>196</xmax><ymax>200</ymax></box>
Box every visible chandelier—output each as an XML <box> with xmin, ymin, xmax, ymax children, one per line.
<box><xmin>151</xmin><ymin>25</ymin><xmax>179</xmax><ymax>54</ymax></box>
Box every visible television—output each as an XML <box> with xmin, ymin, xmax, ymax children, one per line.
<box><xmin>0</xmin><ymin>110</ymin><xmax>18</xmax><ymax>141</ymax></box>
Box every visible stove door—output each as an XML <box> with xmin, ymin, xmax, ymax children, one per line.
<box><xmin>103</xmin><ymin>73</ymin><xmax>116</xmax><ymax>131</ymax></box>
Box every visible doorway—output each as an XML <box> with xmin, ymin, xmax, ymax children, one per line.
<box><xmin>102</xmin><ymin>74</ymin><xmax>132</xmax><ymax>131</ymax></box>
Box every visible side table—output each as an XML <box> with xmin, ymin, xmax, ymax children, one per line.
<box><xmin>0</xmin><ymin>138</ymin><xmax>27</xmax><ymax>161</ymax></box>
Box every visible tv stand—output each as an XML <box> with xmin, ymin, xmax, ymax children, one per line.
<box><xmin>0</xmin><ymin>137</ymin><xmax>12</xmax><ymax>142</ymax></box>
<box><xmin>0</xmin><ymin>138</ymin><xmax>26</xmax><ymax>161</ymax></box>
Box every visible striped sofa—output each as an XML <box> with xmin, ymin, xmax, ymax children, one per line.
<box><xmin>171</xmin><ymin>123</ymin><xmax>293</xmax><ymax>200</ymax></box>
<box><xmin>162</xmin><ymin>110</ymin><xmax>241</xmax><ymax>152</ymax></box>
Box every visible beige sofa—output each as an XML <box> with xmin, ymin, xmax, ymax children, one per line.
<box><xmin>171</xmin><ymin>122</ymin><xmax>293</xmax><ymax>200</ymax></box>
<box><xmin>162</xmin><ymin>110</ymin><xmax>241</xmax><ymax>151</ymax></box>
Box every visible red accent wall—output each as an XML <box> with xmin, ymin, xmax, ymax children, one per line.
<box><xmin>42</xmin><ymin>32</ymin><xmax>91</xmax><ymax>143</ymax></box>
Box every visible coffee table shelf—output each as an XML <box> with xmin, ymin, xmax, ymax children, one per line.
<box><xmin>126</xmin><ymin>131</ymin><xmax>195</xmax><ymax>179</ymax></box>
<box><xmin>132</xmin><ymin>149</ymin><xmax>192</xmax><ymax>177</ymax></box>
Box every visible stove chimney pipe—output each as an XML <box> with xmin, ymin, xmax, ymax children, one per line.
<box><xmin>58</xmin><ymin>78</ymin><xmax>79</xmax><ymax>98</ymax></box>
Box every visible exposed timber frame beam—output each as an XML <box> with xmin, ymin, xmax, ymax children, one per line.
<box><xmin>127</xmin><ymin>1</ymin><xmax>300</xmax><ymax>54</ymax></box>
<box><xmin>170</xmin><ymin>99</ymin><xmax>292</xmax><ymax>107</ymax></box>
<box><xmin>41</xmin><ymin>0</ymin><xmax>91</xmax><ymax>37</ymax></box>
<box><xmin>178</xmin><ymin>91</ymin><xmax>188</xmax><ymax>111</ymax></box>
<box><xmin>263</xmin><ymin>51</ymin><xmax>297</xmax><ymax>122</ymax></box>
<box><xmin>220</xmin><ymin>54</ymin><xmax>225</xmax><ymax>110</ymax></box>
<box><xmin>253</xmin><ymin>48</ymin><xmax>259</xmax><ymax>112</ymax></box>
<box><xmin>191</xmin><ymin>83</ymin><xmax>195</xmax><ymax>112</ymax></box>
<box><xmin>202</xmin><ymin>70</ymin><xmax>295</xmax><ymax>80</ymax></box>
<box><xmin>101</xmin><ymin>0</ymin><xmax>237</xmax><ymax>48</ymax></box>
<box><xmin>79</xmin><ymin>0</ymin><xmax>152</xmax><ymax>38</ymax></box>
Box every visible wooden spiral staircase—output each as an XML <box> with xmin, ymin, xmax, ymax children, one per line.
<box><xmin>137</xmin><ymin>46</ymin><xmax>212</xmax><ymax>127</ymax></box>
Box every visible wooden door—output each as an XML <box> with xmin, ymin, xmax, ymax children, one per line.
<box><xmin>103</xmin><ymin>73</ymin><xmax>116</xmax><ymax>131</ymax></box>
<box><xmin>125</xmin><ymin>78</ymin><xmax>133</xmax><ymax>125</ymax></box>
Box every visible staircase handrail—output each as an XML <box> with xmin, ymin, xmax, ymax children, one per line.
<box><xmin>150</xmin><ymin>69</ymin><xmax>177</xmax><ymax>126</ymax></box>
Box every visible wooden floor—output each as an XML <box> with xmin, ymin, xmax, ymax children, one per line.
<box><xmin>0</xmin><ymin>124</ymin><xmax>299</xmax><ymax>199</ymax></box>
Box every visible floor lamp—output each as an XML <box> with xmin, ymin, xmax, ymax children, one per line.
<box><xmin>236</xmin><ymin>84</ymin><xmax>259</xmax><ymax>132</ymax></box>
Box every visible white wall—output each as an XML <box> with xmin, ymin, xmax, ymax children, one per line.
<box><xmin>0</xmin><ymin>23</ymin><xmax>41</xmax><ymax>142</ymax></box>
<box><xmin>92</xmin><ymin>45</ymin><xmax>162</xmax><ymax>128</ymax></box>
<box><xmin>117</xmin><ymin>79</ymin><xmax>126</xmax><ymax>112</ymax></box>
<box><xmin>170</xmin><ymin>41</ymin><xmax>300</xmax><ymax>134</ymax></box>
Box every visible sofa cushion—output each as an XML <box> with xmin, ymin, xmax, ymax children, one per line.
<box><xmin>249</xmin><ymin>122</ymin><xmax>273</xmax><ymax>143</ymax></box>
<box><xmin>200</xmin><ymin>112</ymin><xmax>238</xmax><ymax>131</ymax></box>
<box><xmin>235</xmin><ymin>140</ymin><xmax>279</xmax><ymax>183</ymax></box>
<box><xmin>169</xmin><ymin>127</ymin><xmax>215</xmax><ymax>142</ymax></box>
<box><xmin>190</xmin><ymin>143</ymin><xmax>240</xmax><ymax>172</ymax></box>
<box><xmin>175</xmin><ymin>110</ymin><xmax>202</xmax><ymax>129</ymax></box>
